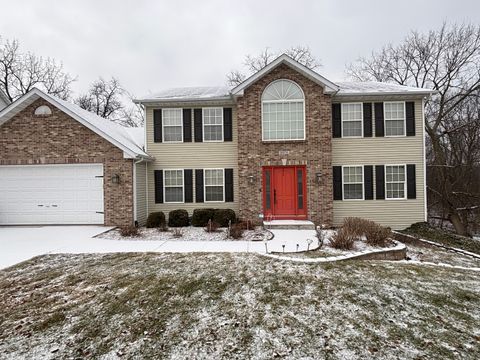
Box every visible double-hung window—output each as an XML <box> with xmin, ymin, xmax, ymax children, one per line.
<box><xmin>164</xmin><ymin>169</ymin><xmax>184</xmax><ymax>203</ymax></box>
<box><xmin>341</xmin><ymin>103</ymin><xmax>363</xmax><ymax>137</ymax></box>
<box><xmin>385</xmin><ymin>165</ymin><xmax>406</xmax><ymax>199</ymax></box>
<box><xmin>204</xmin><ymin>169</ymin><xmax>224</xmax><ymax>202</ymax></box>
<box><xmin>162</xmin><ymin>109</ymin><xmax>183</xmax><ymax>142</ymax></box>
<box><xmin>343</xmin><ymin>166</ymin><xmax>364</xmax><ymax>200</ymax></box>
<box><xmin>203</xmin><ymin>108</ymin><xmax>223</xmax><ymax>141</ymax></box>
<box><xmin>384</xmin><ymin>102</ymin><xmax>406</xmax><ymax>136</ymax></box>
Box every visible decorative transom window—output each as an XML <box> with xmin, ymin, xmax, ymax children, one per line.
<box><xmin>262</xmin><ymin>79</ymin><xmax>305</xmax><ymax>141</ymax></box>
<box><xmin>385</xmin><ymin>165</ymin><xmax>406</xmax><ymax>199</ymax></box>
<box><xmin>203</xmin><ymin>108</ymin><xmax>223</xmax><ymax>141</ymax></box>
<box><xmin>164</xmin><ymin>169</ymin><xmax>184</xmax><ymax>203</ymax></box>
<box><xmin>343</xmin><ymin>166</ymin><xmax>364</xmax><ymax>200</ymax></box>
<box><xmin>162</xmin><ymin>109</ymin><xmax>183</xmax><ymax>142</ymax></box>
<box><xmin>384</xmin><ymin>102</ymin><xmax>405</xmax><ymax>136</ymax></box>
<box><xmin>204</xmin><ymin>169</ymin><xmax>224</xmax><ymax>202</ymax></box>
<box><xmin>341</xmin><ymin>103</ymin><xmax>363</xmax><ymax>137</ymax></box>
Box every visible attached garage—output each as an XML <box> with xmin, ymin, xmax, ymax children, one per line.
<box><xmin>0</xmin><ymin>88</ymin><xmax>151</xmax><ymax>226</ymax></box>
<box><xmin>0</xmin><ymin>164</ymin><xmax>104</xmax><ymax>225</ymax></box>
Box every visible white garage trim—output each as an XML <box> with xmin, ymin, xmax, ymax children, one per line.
<box><xmin>0</xmin><ymin>164</ymin><xmax>104</xmax><ymax>225</ymax></box>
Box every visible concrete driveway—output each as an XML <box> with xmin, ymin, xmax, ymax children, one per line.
<box><xmin>0</xmin><ymin>226</ymin><xmax>317</xmax><ymax>270</ymax></box>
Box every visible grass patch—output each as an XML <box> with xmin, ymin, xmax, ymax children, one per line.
<box><xmin>402</xmin><ymin>222</ymin><xmax>480</xmax><ymax>255</ymax></box>
<box><xmin>0</xmin><ymin>253</ymin><xmax>479</xmax><ymax>359</ymax></box>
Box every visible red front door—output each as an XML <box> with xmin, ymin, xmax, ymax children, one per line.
<box><xmin>263</xmin><ymin>166</ymin><xmax>307</xmax><ymax>219</ymax></box>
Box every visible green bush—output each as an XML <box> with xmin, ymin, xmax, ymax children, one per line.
<box><xmin>191</xmin><ymin>208</ymin><xmax>215</xmax><ymax>227</ymax></box>
<box><xmin>168</xmin><ymin>209</ymin><xmax>189</xmax><ymax>227</ymax></box>
<box><xmin>146</xmin><ymin>211</ymin><xmax>166</xmax><ymax>228</ymax></box>
<box><xmin>213</xmin><ymin>209</ymin><xmax>236</xmax><ymax>227</ymax></box>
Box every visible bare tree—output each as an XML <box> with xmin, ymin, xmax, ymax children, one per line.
<box><xmin>347</xmin><ymin>22</ymin><xmax>480</xmax><ymax>235</ymax></box>
<box><xmin>227</xmin><ymin>46</ymin><xmax>321</xmax><ymax>86</ymax></box>
<box><xmin>0</xmin><ymin>38</ymin><xmax>74</xmax><ymax>101</ymax></box>
<box><xmin>76</xmin><ymin>77</ymin><xmax>144</xmax><ymax>127</ymax></box>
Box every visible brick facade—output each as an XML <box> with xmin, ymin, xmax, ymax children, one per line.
<box><xmin>0</xmin><ymin>98</ymin><xmax>134</xmax><ymax>226</ymax></box>
<box><xmin>236</xmin><ymin>63</ymin><xmax>333</xmax><ymax>225</ymax></box>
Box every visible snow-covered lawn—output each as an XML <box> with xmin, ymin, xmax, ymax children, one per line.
<box><xmin>99</xmin><ymin>226</ymin><xmax>270</xmax><ymax>242</ymax></box>
<box><xmin>1</xmin><ymin>253</ymin><xmax>479</xmax><ymax>359</ymax></box>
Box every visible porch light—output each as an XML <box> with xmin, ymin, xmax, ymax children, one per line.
<box><xmin>248</xmin><ymin>175</ymin><xmax>255</xmax><ymax>184</ymax></box>
<box><xmin>315</xmin><ymin>172</ymin><xmax>322</xmax><ymax>184</ymax></box>
<box><xmin>111</xmin><ymin>174</ymin><xmax>120</xmax><ymax>184</ymax></box>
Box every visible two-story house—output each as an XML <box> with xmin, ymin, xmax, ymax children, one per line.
<box><xmin>135</xmin><ymin>54</ymin><xmax>432</xmax><ymax>229</ymax></box>
<box><xmin>0</xmin><ymin>54</ymin><xmax>432</xmax><ymax>229</ymax></box>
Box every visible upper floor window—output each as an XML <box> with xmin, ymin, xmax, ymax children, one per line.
<box><xmin>162</xmin><ymin>109</ymin><xmax>183</xmax><ymax>142</ymax></box>
<box><xmin>262</xmin><ymin>79</ymin><xmax>305</xmax><ymax>141</ymax></box>
<box><xmin>384</xmin><ymin>102</ymin><xmax>405</xmax><ymax>136</ymax></box>
<box><xmin>203</xmin><ymin>108</ymin><xmax>223</xmax><ymax>142</ymax></box>
<box><xmin>341</xmin><ymin>103</ymin><xmax>363</xmax><ymax>137</ymax></box>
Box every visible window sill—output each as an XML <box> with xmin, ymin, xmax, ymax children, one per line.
<box><xmin>261</xmin><ymin>139</ymin><xmax>306</xmax><ymax>144</ymax></box>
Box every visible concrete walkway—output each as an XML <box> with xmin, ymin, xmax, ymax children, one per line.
<box><xmin>0</xmin><ymin>226</ymin><xmax>318</xmax><ymax>270</ymax></box>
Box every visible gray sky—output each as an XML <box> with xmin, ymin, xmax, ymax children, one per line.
<box><xmin>1</xmin><ymin>0</ymin><xmax>478</xmax><ymax>97</ymax></box>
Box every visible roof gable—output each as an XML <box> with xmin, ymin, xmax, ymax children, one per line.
<box><xmin>231</xmin><ymin>54</ymin><xmax>339</xmax><ymax>95</ymax></box>
<box><xmin>0</xmin><ymin>88</ymin><xmax>150</xmax><ymax>160</ymax></box>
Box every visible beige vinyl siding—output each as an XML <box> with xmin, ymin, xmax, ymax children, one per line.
<box><xmin>332</xmin><ymin>98</ymin><xmax>425</xmax><ymax>230</ymax></box>
<box><xmin>135</xmin><ymin>161</ymin><xmax>148</xmax><ymax>226</ymax></box>
<box><xmin>145</xmin><ymin>105</ymin><xmax>239</xmax><ymax>217</ymax></box>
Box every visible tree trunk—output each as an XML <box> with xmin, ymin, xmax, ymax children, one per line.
<box><xmin>449</xmin><ymin>212</ymin><xmax>468</xmax><ymax>236</ymax></box>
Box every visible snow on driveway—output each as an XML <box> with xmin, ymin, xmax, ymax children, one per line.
<box><xmin>0</xmin><ymin>226</ymin><xmax>317</xmax><ymax>270</ymax></box>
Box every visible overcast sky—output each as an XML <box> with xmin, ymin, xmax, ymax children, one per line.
<box><xmin>1</xmin><ymin>0</ymin><xmax>478</xmax><ymax>97</ymax></box>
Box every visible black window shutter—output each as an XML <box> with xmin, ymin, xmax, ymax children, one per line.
<box><xmin>333</xmin><ymin>166</ymin><xmax>343</xmax><ymax>200</ymax></box>
<box><xmin>364</xmin><ymin>165</ymin><xmax>374</xmax><ymax>200</ymax></box>
<box><xmin>195</xmin><ymin>169</ymin><xmax>204</xmax><ymax>202</ymax></box>
<box><xmin>223</xmin><ymin>108</ymin><xmax>232</xmax><ymax>142</ymax></box>
<box><xmin>332</xmin><ymin>103</ymin><xmax>341</xmax><ymax>138</ymax></box>
<box><xmin>153</xmin><ymin>109</ymin><xmax>162</xmax><ymax>142</ymax></box>
<box><xmin>375</xmin><ymin>165</ymin><xmax>385</xmax><ymax>200</ymax></box>
<box><xmin>406</xmin><ymin>102</ymin><xmax>415</xmax><ymax>136</ymax></box>
<box><xmin>407</xmin><ymin>164</ymin><xmax>416</xmax><ymax>199</ymax></box>
<box><xmin>363</xmin><ymin>103</ymin><xmax>372</xmax><ymax>137</ymax></box>
<box><xmin>184</xmin><ymin>169</ymin><xmax>193</xmax><ymax>203</ymax></box>
<box><xmin>374</xmin><ymin>103</ymin><xmax>384</xmax><ymax>137</ymax></box>
<box><xmin>194</xmin><ymin>109</ymin><xmax>203</xmax><ymax>142</ymax></box>
<box><xmin>183</xmin><ymin>109</ymin><xmax>192</xmax><ymax>142</ymax></box>
<box><xmin>154</xmin><ymin>170</ymin><xmax>163</xmax><ymax>203</ymax></box>
<box><xmin>225</xmin><ymin>168</ymin><xmax>234</xmax><ymax>202</ymax></box>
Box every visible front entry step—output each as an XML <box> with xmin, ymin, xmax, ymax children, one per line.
<box><xmin>263</xmin><ymin>220</ymin><xmax>316</xmax><ymax>230</ymax></box>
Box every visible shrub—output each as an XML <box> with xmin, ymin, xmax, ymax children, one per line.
<box><xmin>330</xmin><ymin>229</ymin><xmax>355</xmax><ymax>250</ymax></box>
<box><xmin>342</xmin><ymin>217</ymin><xmax>366</xmax><ymax>239</ymax></box>
<box><xmin>364</xmin><ymin>222</ymin><xmax>391</xmax><ymax>247</ymax></box>
<box><xmin>158</xmin><ymin>224</ymin><xmax>169</xmax><ymax>232</ymax></box>
<box><xmin>229</xmin><ymin>223</ymin><xmax>244</xmax><ymax>239</ymax></box>
<box><xmin>168</xmin><ymin>209</ymin><xmax>189</xmax><ymax>227</ymax></box>
<box><xmin>204</xmin><ymin>219</ymin><xmax>220</xmax><ymax>233</ymax></box>
<box><xmin>146</xmin><ymin>211</ymin><xmax>166</xmax><ymax>228</ymax></box>
<box><xmin>213</xmin><ymin>209</ymin><xmax>236</xmax><ymax>227</ymax></box>
<box><xmin>191</xmin><ymin>208</ymin><xmax>215</xmax><ymax>227</ymax></box>
<box><xmin>119</xmin><ymin>225</ymin><xmax>139</xmax><ymax>237</ymax></box>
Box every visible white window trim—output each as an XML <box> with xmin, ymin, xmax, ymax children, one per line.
<box><xmin>204</xmin><ymin>168</ymin><xmax>225</xmax><ymax>203</ymax></box>
<box><xmin>342</xmin><ymin>165</ymin><xmax>364</xmax><ymax>201</ymax></box>
<box><xmin>385</xmin><ymin>164</ymin><xmax>407</xmax><ymax>200</ymax></box>
<box><xmin>163</xmin><ymin>169</ymin><xmax>184</xmax><ymax>204</ymax></box>
<box><xmin>202</xmin><ymin>107</ymin><xmax>224</xmax><ymax>142</ymax></box>
<box><xmin>384</xmin><ymin>101</ymin><xmax>406</xmax><ymax>137</ymax></box>
<box><xmin>341</xmin><ymin>102</ymin><xmax>363</xmax><ymax>138</ymax></box>
<box><xmin>261</xmin><ymin>79</ymin><xmax>306</xmax><ymax>142</ymax></box>
<box><xmin>162</xmin><ymin>108</ymin><xmax>184</xmax><ymax>143</ymax></box>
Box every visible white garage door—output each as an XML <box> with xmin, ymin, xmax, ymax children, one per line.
<box><xmin>0</xmin><ymin>164</ymin><xmax>104</xmax><ymax>225</ymax></box>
